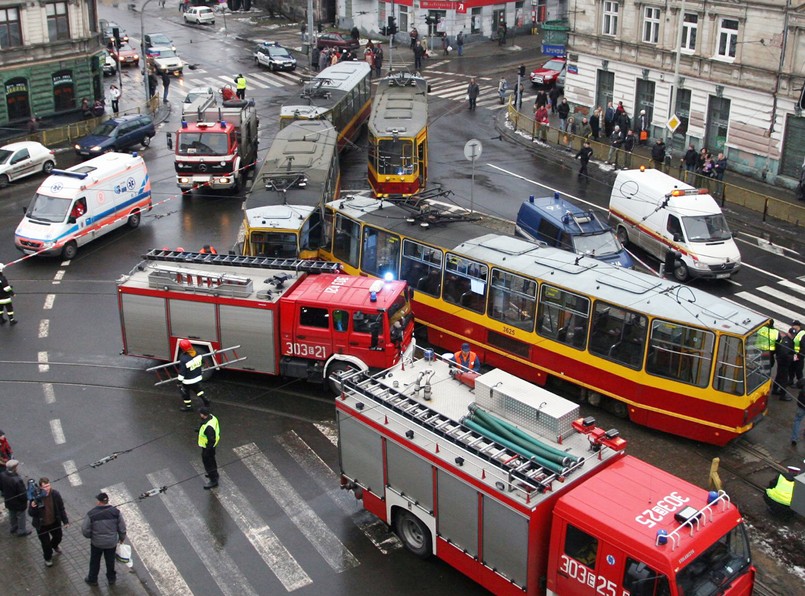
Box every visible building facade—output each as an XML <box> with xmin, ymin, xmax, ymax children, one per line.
<box><xmin>0</xmin><ymin>0</ymin><xmax>104</xmax><ymax>128</ymax></box>
<box><xmin>564</xmin><ymin>0</ymin><xmax>805</xmax><ymax>183</ymax></box>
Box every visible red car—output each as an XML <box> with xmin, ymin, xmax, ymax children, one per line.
<box><xmin>316</xmin><ymin>32</ymin><xmax>360</xmax><ymax>52</ymax></box>
<box><xmin>114</xmin><ymin>43</ymin><xmax>140</xmax><ymax>67</ymax></box>
<box><xmin>530</xmin><ymin>57</ymin><xmax>566</xmax><ymax>87</ymax></box>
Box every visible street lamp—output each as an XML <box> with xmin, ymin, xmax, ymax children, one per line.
<box><xmin>140</xmin><ymin>0</ymin><xmax>155</xmax><ymax>109</ymax></box>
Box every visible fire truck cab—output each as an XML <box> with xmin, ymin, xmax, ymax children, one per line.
<box><xmin>118</xmin><ymin>250</ymin><xmax>415</xmax><ymax>392</ymax></box>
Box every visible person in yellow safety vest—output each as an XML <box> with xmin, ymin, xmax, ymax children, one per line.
<box><xmin>764</xmin><ymin>465</ymin><xmax>800</xmax><ymax>518</ymax></box>
<box><xmin>177</xmin><ymin>338</ymin><xmax>209</xmax><ymax>412</ymax></box>
<box><xmin>757</xmin><ymin>320</ymin><xmax>779</xmax><ymax>373</ymax></box>
<box><xmin>454</xmin><ymin>343</ymin><xmax>481</xmax><ymax>372</ymax></box>
<box><xmin>234</xmin><ymin>73</ymin><xmax>247</xmax><ymax>100</ymax></box>
<box><xmin>792</xmin><ymin>320</ymin><xmax>805</xmax><ymax>385</ymax></box>
<box><xmin>198</xmin><ymin>407</ymin><xmax>219</xmax><ymax>489</ymax></box>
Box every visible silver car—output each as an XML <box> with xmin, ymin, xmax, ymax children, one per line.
<box><xmin>0</xmin><ymin>141</ymin><xmax>57</xmax><ymax>188</ymax></box>
<box><xmin>182</xmin><ymin>86</ymin><xmax>216</xmax><ymax>115</ymax></box>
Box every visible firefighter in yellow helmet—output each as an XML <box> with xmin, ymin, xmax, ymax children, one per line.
<box><xmin>177</xmin><ymin>339</ymin><xmax>209</xmax><ymax>412</ymax></box>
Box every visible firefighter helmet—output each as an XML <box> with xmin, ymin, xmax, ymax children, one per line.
<box><xmin>179</xmin><ymin>339</ymin><xmax>193</xmax><ymax>352</ymax></box>
<box><xmin>0</xmin><ymin>263</ymin><xmax>4</xmax><ymax>272</ymax></box>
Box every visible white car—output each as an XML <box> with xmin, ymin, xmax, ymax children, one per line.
<box><xmin>0</xmin><ymin>141</ymin><xmax>56</xmax><ymax>188</ymax></box>
<box><xmin>182</xmin><ymin>86</ymin><xmax>216</xmax><ymax>115</ymax></box>
<box><xmin>184</xmin><ymin>6</ymin><xmax>215</xmax><ymax>25</ymax></box>
<box><xmin>147</xmin><ymin>46</ymin><xmax>184</xmax><ymax>76</ymax></box>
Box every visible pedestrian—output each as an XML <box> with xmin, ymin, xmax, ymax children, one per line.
<box><xmin>534</xmin><ymin>89</ymin><xmax>548</xmax><ymax>110</ymax></box>
<box><xmin>0</xmin><ymin>429</ymin><xmax>12</xmax><ymax>473</ymax></box>
<box><xmin>791</xmin><ymin>383</ymin><xmax>805</xmax><ymax>445</ymax></box>
<box><xmin>300</xmin><ymin>22</ymin><xmax>307</xmax><ymax>43</ymax></box>
<box><xmin>514</xmin><ymin>80</ymin><xmax>524</xmax><ymax>110</ymax></box>
<box><xmin>714</xmin><ymin>152</ymin><xmax>728</xmax><ymax>189</ymax></box>
<box><xmin>651</xmin><ymin>138</ymin><xmax>666</xmax><ymax>170</ymax></box>
<box><xmin>28</xmin><ymin>477</ymin><xmax>69</xmax><ymax>568</ymax></box>
<box><xmin>0</xmin><ymin>460</ymin><xmax>31</xmax><ymax>536</ymax></box>
<box><xmin>178</xmin><ymin>0</ymin><xmax>184</xmax><ymax>12</ymax></box>
<box><xmin>330</xmin><ymin>49</ymin><xmax>339</xmax><ymax>66</ymax></box>
<box><xmin>701</xmin><ymin>153</ymin><xmax>715</xmax><ymax>177</ymax></box>
<box><xmin>319</xmin><ymin>47</ymin><xmax>330</xmax><ymax>71</ymax></box>
<box><xmin>177</xmin><ymin>338</ymin><xmax>209</xmax><ymax>412</ymax></box>
<box><xmin>497</xmin><ymin>77</ymin><xmax>508</xmax><ymax>105</ymax></box>
<box><xmin>681</xmin><ymin>144</ymin><xmax>698</xmax><ymax>173</ymax></box>
<box><xmin>454</xmin><ymin>343</ymin><xmax>481</xmax><ymax>372</ymax></box>
<box><xmin>81</xmin><ymin>97</ymin><xmax>92</xmax><ymax>118</ymax></box>
<box><xmin>373</xmin><ymin>44</ymin><xmax>383</xmax><ymax>77</ymax></box>
<box><xmin>535</xmin><ymin>104</ymin><xmax>549</xmax><ymax>143</ymax></box>
<box><xmin>773</xmin><ymin>328</ymin><xmax>794</xmax><ymax>398</ymax></box>
<box><xmin>82</xmin><ymin>492</ymin><xmax>126</xmax><ymax>586</ymax></box>
<box><xmin>350</xmin><ymin>26</ymin><xmax>360</xmax><ymax>42</ymax></box>
<box><xmin>413</xmin><ymin>42</ymin><xmax>423</xmax><ymax>71</ymax></box>
<box><xmin>590</xmin><ymin>106</ymin><xmax>602</xmax><ymax>140</ymax></box>
<box><xmin>364</xmin><ymin>43</ymin><xmax>374</xmax><ymax>75</ymax></box>
<box><xmin>637</xmin><ymin>109</ymin><xmax>649</xmax><ymax>145</ymax></box>
<box><xmin>575</xmin><ymin>141</ymin><xmax>593</xmax><ymax>177</ymax></box>
<box><xmin>27</xmin><ymin>115</ymin><xmax>39</xmax><ymax>135</ymax></box>
<box><xmin>604</xmin><ymin>101</ymin><xmax>616</xmax><ymax>137</ymax></box>
<box><xmin>467</xmin><ymin>78</ymin><xmax>480</xmax><ymax>111</ymax></box>
<box><xmin>579</xmin><ymin>117</ymin><xmax>592</xmax><ymax>140</ymax></box>
<box><xmin>442</xmin><ymin>34</ymin><xmax>449</xmax><ymax>56</ymax></box>
<box><xmin>696</xmin><ymin>147</ymin><xmax>708</xmax><ymax>174</ymax></box>
<box><xmin>792</xmin><ymin>320</ymin><xmax>805</xmax><ymax>384</ymax></box>
<box><xmin>563</xmin><ymin>116</ymin><xmax>576</xmax><ymax>151</ymax></box>
<box><xmin>161</xmin><ymin>71</ymin><xmax>170</xmax><ymax>103</ymax></box>
<box><xmin>234</xmin><ymin>73</ymin><xmax>247</xmax><ymax>100</ymax></box>
<box><xmin>497</xmin><ymin>22</ymin><xmax>507</xmax><ymax>46</ymax></box>
<box><xmin>456</xmin><ymin>29</ymin><xmax>464</xmax><ymax>56</ymax></box>
<box><xmin>199</xmin><ymin>407</ymin><xmax>220</xmax><ymax>489</ymax></box>
<box><xmin>764</xmin><ymin>465</ymin><xmax>800</xmax><ymax>518</ymax></box>
<box><xmin>147</xmin><ymin>71</ymin><xmax>158</xmax><ymax>99</ymax></box>
<box><xmin>410</xmin><ymin>26</ymin><xmax>419</xmax><ymax>51</ymax></box>
<box><xmin>557</xmin><ymin>97</ymin><xmax>570</xmax><ymax>132</ymax></box>
<box><xmin>606</xmin><ymin>125</ymin><xmax>623</xmax><ymax>166</ymax></box>
<box><xmin>109</xmin><ymin>84</ymin><xmax>120</xmax><ymax>115</ymax></box>
<box><xmin>622</xmin><ymin>129</ymin><xmax>636</xmax><ymax>169</ymax></box>
<box><xmin>0</xmin><ymin>263</ymin><xmax>17</xmax><ymax>325</ymax></box>
<box><xmin>548</xmin><ymin>85</ymin><xmax>561</xmax><ymax>114</ymax></box>
<box><xmin>796</xmin><ymin>163</ymin><xmax>805</xmax><ymax>202</ymax></box>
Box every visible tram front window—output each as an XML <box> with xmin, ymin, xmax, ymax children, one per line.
<box><xmin>377</xmin><ymin>138</ymin><xmax>414</xmax><ymax>175</ymax></box>
<box><xmin>249</xmin><ymin>231</ymin><xmax>298</xmax><ymax>258</ymax></box>
<box><xmin>676</xmin><ymin>524</ymin><xmax>752</xmax><ymax>596</ymax></box>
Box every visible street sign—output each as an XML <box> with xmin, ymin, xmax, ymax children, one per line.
<box><xmin>464</xmin><ymin>139</ymin><xmax>482</xmax><ymax>161</ymax></box>
<box><xmin>457</xmin><ymin>2</ymin><xmax>467</xmax><ymax>14</ymax></box>
<box><xmin>666</xmin><ymin>114</ymin><xmax>681</xmax><ymax>132</ymax></box>
<box><xmin>542</xmin><ymin>44</ymin><xmax>566</xmax><ymax>57</ymax></box>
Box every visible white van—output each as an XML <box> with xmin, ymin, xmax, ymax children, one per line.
<box><xmin>609</xmin><ymin>168</ymin><xmax>741</xmax><ymax>281</ymax></box>
<box><xmin>15</xmin><ymin>152</ymin><xmax>152</xmax><ymax>259</ymax></box>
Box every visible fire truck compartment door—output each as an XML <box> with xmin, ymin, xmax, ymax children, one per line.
<box><xmin>120</xmin><ymin>294</ymin><xmax>171</xmax><ymax>360</ymax></box>
<box><xmin>337</xmin><ymin>411</ymin><xmax>384</xmax><ymax>495</ymax></box>
<box><xmin>168</xmin><ymin>300</ymin><xmax>216</xmax><ymax>345</ymax></box>
<box><xmin>481</xmin><ymin>495</ymin><xmax>529</xmax><ymax>589</ymax></box>
<box><xmin>386</xmin><ymin>441</ymin><xmax>433</xmax><ymax>511</ymax></box>
<box><xmin>219</xmin><ymin>305</ymin><xmax>276</xmax><ymax>374</ymax></box>
<box><xmin>436</xmin><ymin>469</ymin><xmax>478</xmax><ymax>557</ymax></box>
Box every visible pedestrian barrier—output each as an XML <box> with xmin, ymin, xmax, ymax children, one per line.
<box><xmin>506</xmin><ymin>102</ymin><xmax>805</xmax><ymax>227</ymax></box>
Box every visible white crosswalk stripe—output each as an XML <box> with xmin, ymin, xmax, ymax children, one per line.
<box><xmin>729</xmin><ymin>279</ymin><xmax>805</xmax><ymax>325</ymax></box>
<box><xmin>147</xmin><ymin>468</ymin><xmax>260</xmax><ymax>596</ymax></box>
<box><xmin>181</xmin><ymin>69</ymin><xmax>301</xmax><ymax>92</ymax></box>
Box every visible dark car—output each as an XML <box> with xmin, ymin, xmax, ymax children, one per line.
<box><xmin>100</xmin><ymin>20</ymin><xmax>129</xmax><ymax>46</ymax></box>
<box><xmin>74</xmin><ymin>115</ymin><xmax>155</xmax><ymax>157</ymax></box>
<box><xmin>144</xmin><ymin>33</ymin><xmax>176</xmax><ymax>51</ymax></box>
<box><xmin>316</xmin><ymin>32</ymin><xmax>360</xmax><ymax>52</ymax></box>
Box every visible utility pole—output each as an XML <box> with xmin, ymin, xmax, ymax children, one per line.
<box><xmin>307</xmin><ymin>0</ymin><xmax>315</xmax><ymax>70</ymax></box>
<box><xmin>140</xmin><ymin>0</ymin><xmax>155</xmax><ymax>109</ymax></box>
<box><xmin>389</xmin><ymin>0</ymin><xmax>395</xmax><ymax>74</ymax></box>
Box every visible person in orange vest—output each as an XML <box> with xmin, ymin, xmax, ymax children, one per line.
<box><xmin>199</xmin><ymin>244</ymin><xmax>217</xmax><ymax>254</ymax></box>
<box><xmin>454</xmin><ymin>343</ymin><xmax>480</xmax><ymax>372</ymax></box>
<box><xmin>764</xmin><ymin>465</ymin><xmax>800</xmax><ymax>518</ymax></box>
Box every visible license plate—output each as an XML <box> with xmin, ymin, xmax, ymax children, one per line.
<box><xmin>715</xmin><ymin>273</ymin><xmax>730</xmax><ymax>279</ymax></box>
<box><xmin>80</xmin><ymin>150</ymin><xmax>90</xmax><ymax>155</ymax></box>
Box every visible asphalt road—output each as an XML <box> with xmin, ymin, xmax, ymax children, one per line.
<box><xmin>0</xmin><ymin>6</ymin><xmax>803</xmax><ymax>595</ymax></box>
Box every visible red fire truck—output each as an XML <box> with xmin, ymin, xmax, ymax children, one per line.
<box><xmin>117</xmin><ymin>249</ymin><xmax>415</xmax><ymax>392</ymax></box>
<box><xmin>337</xmin><ymin>352</ymin><xmax>755</xmax><ymax>595</ymax></box>
<box><xmin>173</xmin><ymin>101</ymin><xmax>259</xmax><ymax>194</ymax></box>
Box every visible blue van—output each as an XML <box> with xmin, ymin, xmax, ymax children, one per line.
<box><xmin>515</xmin><ymin>193</ymin><xmax>634</xmax><ymax>267</ymax></box>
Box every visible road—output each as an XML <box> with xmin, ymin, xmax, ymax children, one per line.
<box><xmin>0</xmin><ymin>6</ymin><xmax>803</xmax><ymax>594</ymax></box>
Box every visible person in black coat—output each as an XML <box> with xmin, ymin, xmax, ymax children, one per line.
<box><xmin>0</xmin><ymin>460</ymin><xmax>31</xmax><ymax>536</ymax></box>
<box><xmin>28</xmin><ymin>477</ymin><xmax>69</xmax><ymax>567</ymax></box>
<box><xmin>774</xmin><ymin>328</ymin><xmax>795</xmax><ymax>398</ymax></box>
<box><xmin>575</xmin><ymin>141</ymin><xmax>593</xmax><ymax>177</ymax></box>
<box><xmin>651</xmin><ymin>138</ymin><xmax>666</xmax><ymax>170</ymax></box>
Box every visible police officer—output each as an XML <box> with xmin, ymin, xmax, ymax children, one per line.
<box><xmin>764</xmin><ymin>465</ymin><xmax>800</xmax><ymax>518</ymax></box>
<box><xmin>177</xmin><ymin>339</ymin><xmax>209</xmax><ymax>412</ymax></box>
<box><xmin>773</xmin><ymin>328</ymin><xmax>795</xmax><ymax>399</ymax></box>
<box><xmin>453</xmin><ymin>343</ymin><xmax>481</xmax><ymax>372</ymax></box>
<box><xmin>234</xmin><ymin>73</ymin><xmax>247</xmax><ymax>100</ymax></box>
<box><xmin>198</xmin><ymin>407</ymin><xmax>219</xmax><ymax>489</ymax></box>
<box><xmin>792</xmin><ymin>320</ymin><xmax>805</xmax><ymax>384</ymax></box>
<box><xmin>0</xmin><ymin>263</ymin><xmax>17</xmax><ymax>325</ymax></box>
<box><xmin>757</xmin><ymin>320</ymin><xmax>779</xmax><ymax>374</ymax></box>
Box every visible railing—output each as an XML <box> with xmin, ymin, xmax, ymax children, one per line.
<box><xmin>506</xmin><ymin>102</ymin><xmax>805</xmax><ymax>227</ymax></box>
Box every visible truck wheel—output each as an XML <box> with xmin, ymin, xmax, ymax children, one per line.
<box><xmin>616</xmin><ymin>226</ymin><xmax>629</xmax><ymax>246</ymax></box>
<box><xmin>673</xmin><ymin>262</ymin><xmax>689</xmax><ymax>282</ymax></box>
<box><xmin>42</xmin><ymin>160</ymin><xmax>55</xmax><ymax>174</ymax></box>
<box><xmin>62</xmin><ymin>241</ymin><xmax>78</xmax><ymax>260</ymax></box>
<box><xmin>127</xmin><ymin>210</ymin><xmax>141</xmax><ymax>228</ymax></box>
<box><xmin>394</xmin><ymin>510</ymin><xmax>431</xmax><ymax>559</ymax></box>
<box><xmin>327</xmin><ymin>361</ymin><xmax>358</xmax><ymax>395</ymax></box>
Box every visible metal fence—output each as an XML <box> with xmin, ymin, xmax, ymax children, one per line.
<box><xmin>506</xmin><ymin>103</ymin><xmax>805</xmax><ymax>227</ymax></box>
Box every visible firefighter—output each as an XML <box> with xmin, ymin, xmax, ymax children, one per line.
<box><xmin>198</xmin><ymin>407</ymin><xmax>219</xmax><ymax>489</ymax></box>
<box><xmin>220</xmin><ymin>85</ymin><xmax>235</xmax><ymax>102</ymax></box>
<box><xmin>199</xmin><ymin>244</ymin><xmax>217</xmax><ymax>255</ymax></box>
<box><xmin>764</xmin><ymin>465</ymin><xmax>800</xmax><ymax>518</ymax></box>
<box><xmin>177</xmin><ymin>339</ymin><xmax>209</xmax><ymax>412</ymax></box>
<box><xmin>234</xmin><ymin>74</ymin><xmax>247</xmax><ymax>100</ymax></box>
<box><xmin>453</xmin><ymin>343</ymin><xmax>480</xmax><ymax>372</ymax></box>
<box><xmin>0</xmin><ymin>264</ymin><xmax>17</xmax><ymax>325</ymax></box>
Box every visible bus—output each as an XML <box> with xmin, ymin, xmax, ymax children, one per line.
<box><xmin>238</xmin><ymin>120</ymin><xmax>339</xmax><ymax>259</ymax></box>
<box><xmin>368</xmin><ymin>72</ymin><xmax>429</xmax><ymax>197</ymax></box>
<box><xmin>280</xmin><ymin>61</ymin><xmax>372</xmax><ymax>152</ymax></box>
<box><xmin>319</xmin><ymin>194</ymin><xmax>770</xmax><ymax>446</ymax></box>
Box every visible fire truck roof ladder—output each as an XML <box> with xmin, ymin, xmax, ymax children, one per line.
<box><xmin>143</xmin><ymin>249</ymin><xmax>342</xmax><ymax>274</ymax></box>
<box><xmin>342</xmin><ymin>371</ymin><xmax>560</xmax><ymax>497</ymax></box>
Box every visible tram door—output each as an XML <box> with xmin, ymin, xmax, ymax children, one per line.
<box><xmin>417</xmin><ymin>135</ymin><xmax>427</xmax><ymax>189</ymax></box>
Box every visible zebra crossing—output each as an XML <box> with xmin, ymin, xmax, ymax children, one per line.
<box><xmin>181</xmin><ymin>67</ymin><xmax>304</xmax><ymax>91</ymax></box>
<box><xmin>726</xmin><ymin>275</ymin><xmax>805</xmax><ymax>327</ymax></box>
<box><xmin>423</xmin><ymin>72</ymin><xmax>542</xmax><ymax>111</ymax></box>
<box><xmin>104</xmin><ymin>426</ymin><xmax>401</xmax><ymax>594</ymax></box>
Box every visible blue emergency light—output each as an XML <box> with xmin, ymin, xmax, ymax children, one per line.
<box><xmin>51</xmin><ymin>169</ymin><xmax>89</xmax><ymax>179</ymax></box>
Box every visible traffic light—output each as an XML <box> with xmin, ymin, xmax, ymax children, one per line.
<box><xmin>518</xmin><ymin>64</ymin><xmax>526</xmax><ymax>78</ymax></box>
<box><xmin>388</xmin><ymin>16</ymin><xmax>397</xmax><ymax>35</ymax></box>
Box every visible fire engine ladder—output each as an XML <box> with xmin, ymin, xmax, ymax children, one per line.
<box><xmin>141</xmin><ymin>249</ymin><xmax>342</xmax><ymax>274</ymax></box>
<box><xmin>146</xmin><ymin>345</ymin><xmax>247</xmax><ymax>386</ymax></box>
<box><xmin>343</xmin><ymin>373</ymin><xmax>555</xmax><ymax>495</ymax></box>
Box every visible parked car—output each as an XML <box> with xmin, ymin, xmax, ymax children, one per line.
<box><xmin>530</xmin><ymin>57</ymin><xmax>566</xmax><ymax>87</ymax></box>
<box><xmin>182</xmin><ymin>86</ymin><xmax>216</xmax><ymax>115</ymax></box>
<box><xmin>114</xmin><ymin>43</ymin><xmax>140</xmax><ymax>66</ymax></box>
<box><xmin>101</xmin><ymin>50</ymin><xmax>117</xmax><ymax>76</ymax></box>
<box><xmin>74</xmin><ymin>115</ymin><xmax>156</xmax><ymax>157</ymax></box>
<box><xmin>146</xmin><ymin>46</ymin><xmax>184</xmax><ymax>76</ymax></box>
<box><xmin>184</xmin><ymin>6</ymin><xmax>215</xmax><ymax>25</ymax></box>
<box><xmin>144</xmin><ymin>33</ymin><xmax>176</xmax><ymax>51</ymax></box>
<box><xmin>0</xmin><ymin>142</ymin><xmax>56</xmax><ymax>188</ymax></box>
<box><xmin>316</xmin><ymin>32</ymin><xmax>360</xmax><ymax>52</ymax></box>
<box><xmin>254</xmin><ymin>42</ymin><xmax>297</xmax><ymax>71</ymax></box>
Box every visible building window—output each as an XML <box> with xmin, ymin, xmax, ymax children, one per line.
<box><xmin>0</xmin><ymin>7</ymin><xmax>23</xmax><ymax>48</ymax></box>
<box><xmin>681</xmin><ymin>13</ymin><xmax>698</xmax><ymax>52</ymax></box>
<box><xmin>47</xmin><ymin>2</ymin><xmax>70</xmax><ymax>41</ymax></box>
<box><xmin>716</xmin><ymin>18</ymin><xmax>738</xmax><ymax>59</ymax></box>
<box><xmin>642</xmin><ymin>7</ymin><xmax>660</xmax><ymax>44</ymax></box>
<box><xmin>602</xmin><ymin>1</ymin><xmax>619</xmax><ymax>36</ymax></box>
<box><xmin>52</xmin><ymin>70</ymin><xmax>75</xmax><ymax>112</ymax></box>
<box><xmin>399</xmin><ymin>6</ymin><xmax>408</xmax><ymax>35</ymax></box>
<box><xmin>471</xmin><ymin>8</ymin><xmax>481</xmax><ymax>34</ymax></box>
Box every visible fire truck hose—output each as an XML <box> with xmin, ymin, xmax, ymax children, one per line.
<box><xmin>461</xmin><ymin>417</ymin><xmax>567</xmax><ymax>475</ymax></box>
<box><xmin>471</xmin><ymin>406</ymin><xmax>582</xmax><ymax>465</ymax></box>
<box><xmin>467</xmin><ymin>407</ymin><xmax>576</xmax><ymax>467</ymax></box>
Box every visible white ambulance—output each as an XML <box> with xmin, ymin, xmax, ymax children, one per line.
<box><xmin>608</xmin><ymin>168</ymin><xmax>741</xmax><ymax>282</ymax></box>
<box><xmin>15</xmin><ymin>152</ymin><xmax>152</xmax><ymax>259</ymax></box>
